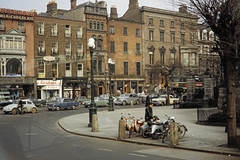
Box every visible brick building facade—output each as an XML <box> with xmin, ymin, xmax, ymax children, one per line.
<box><xmin>0</xmin><ymin>8</ymin><xmax>36</xmax><ymax>101</ymax></box>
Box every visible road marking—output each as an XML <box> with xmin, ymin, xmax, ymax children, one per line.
<box><xmin>25</xmin><ymin>133</ymin><xmax>37</xmax><ymax>136</ymax></box>
<box><xmin>128</xmin><ymin>153</ymin><xmax>147</xmax><ymax>158</ymax></box>
<box><xmin>98</xmin><ymin>148</ymin><xmax>112</xmax><ymax>152</ymax></box>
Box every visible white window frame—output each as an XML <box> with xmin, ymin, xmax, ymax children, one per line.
<box><xmin>65</xmin><ymin>25</ymin><xmax>71</xmax><ymax>37</ymax></box>
<box><xmin>110</xmin><ymin>26</ymin><xmax>115</xmax><ymax>34</ymax></box>
<box><xmin>77</xmin><ymin>63</ymin><xmax>83</xmax><ymax>77</ymax></box>
<box><xmin>51</xmin><ymin>23</ymin><xmax>58</xmax><ymax>36</ymax></box>
<box><xmin>38</xmin><ymin>22</ymin><xmax>44</xmax><ymax>35</ymax></box>
<box><xmin>65</xmin><ymin>42</ymin><xmax>71</xmax><ymax>55</ymax></box>
<box><xmin>38</xmin><ymin>41</ymin><xmax>45</xmax><ymax>52</ymax></box>
<box><xmin>77</xmin><ymin>26</ymin><xmax>83</xmax><ymax>38</ymax></box>
<box><xmin>65</xmin><ymin>63</ymin><xmax>71</xmax><ymax>77</ymax></box>
<box><xmin>52</xmin><ymin>42</ymin><xmax>58</xmax><ymax>54</ymax></box>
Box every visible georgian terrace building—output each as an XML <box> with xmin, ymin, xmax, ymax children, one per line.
<box><xmin>121</xmin><ymin>0</ymin><xmax>199</xmax><ymax>94</ymax></box>
<box><xmin>34</xmin><ymin>1</ymin><xmax>86</xmax><ymax>100</ymax></box>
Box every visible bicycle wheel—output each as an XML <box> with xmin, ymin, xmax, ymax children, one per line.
<box><xmin>178</xmin><ymin>125</ymin><xmax>186</xmax><ymax>139</ymax></box>
<box><xmin>162</xmin><ymin>128</ymin><xmax>170</xmax><ymax>143</ymax></box>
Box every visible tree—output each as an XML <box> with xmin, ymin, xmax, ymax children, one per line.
<box><xmin>186</xmin><ymin>0</ymin><xmax>240</xmax><ymax>147</ymax></box>
<box><xmin>149</xmin><ymin>60</ymin><xmax>182</xmax><ymax>105</ymax></box>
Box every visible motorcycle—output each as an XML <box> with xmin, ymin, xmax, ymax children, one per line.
<box><xmin>128</xmin><ymin>116</ymin><xmax>144</xmax><ymax>138</ymax></box>
<box><xmin>121</xmin><ymin>113</ymin><xmax>144</xmax><ymax>138</ymax></box>
<box><xmin>150</xmin><ymin>115</ymin><xmax>175</xmax><ymax>141</ymax></box>
<box><xmin>161</xmin><ymin>115</ymin><xmax>188</xmax><ymax>142</ymax></box>
<box><xmin>141</xmin><ymin>115</ymin><xmax>161</xmax><ymax>138</ymax></box>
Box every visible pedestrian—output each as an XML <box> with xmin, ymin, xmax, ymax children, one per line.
<box><xmin>145</xmin><ymin>92</ymin><xmax>151</xmax><ymax>107</ymax></box>
<box><xmin>145</xmin><ymin>102</ymin><xmax>153</xmax><ymax>122</ymax></box>
<box><xmin>18</xmin><ymin>97</ymin><xmax>23</xmax><ymax>115</ymax></box>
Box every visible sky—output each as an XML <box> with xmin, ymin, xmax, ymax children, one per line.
<box><xmin>1</xmin><ymin>0</ymin><xmax>181</xmax><ymax>17</ymax></box>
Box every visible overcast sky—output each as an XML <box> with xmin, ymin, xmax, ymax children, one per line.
<box><xmin>1</xmin><ymin>0</ymin><xmax>181</xmax><ymax>17</ymax></box>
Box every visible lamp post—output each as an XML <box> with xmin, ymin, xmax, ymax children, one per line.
<box><xmin>108</xmin><ymin>58</ymin><xmax>114</xmax><ymax>111</ymax></box>
<box><xmin>88</xmin><ymin>38</ymin><xmax>97</xmax><ymax>127</ymax></box>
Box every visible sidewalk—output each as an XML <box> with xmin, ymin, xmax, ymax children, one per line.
<box><xmin>58</xmin><ymin>106</ymin><xmax>240</xmax><ymax>157</ymax></box>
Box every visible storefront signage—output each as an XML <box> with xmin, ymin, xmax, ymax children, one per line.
<box><xmin>194</xmin><ymin>82</ymin><xmax>204</xmax><ymax>87</ymax></box>
<box><xmin>0</xmin><ymin>8</ymin><xmax>34</xmax><ymax>21</ymax></box>
<box><xmin>37</xmin><ymin>80</ymin><xmax>61</xmax><ymax>86</ymax></box>
<box><xmin>43</xmin><ymin>56</ymin><xmax>55</xmax><ymax>62</ymax></box>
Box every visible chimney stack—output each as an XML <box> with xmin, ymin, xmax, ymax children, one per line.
<box><xmin>71</xmin><ymin>0</ymin><xmax>77</xmax><ymax>10</ymax></box>
<box><xmin>129</xmin><ymin>0</ymin><xmax>138</xmax><ymax>9</ymax></box>
<box><xmin>179</xmin><ymin>5</ymin><xmax>188</xmax><ymax>13</ymax></box>
<box><xmin>47</xmin><ymin>0</ymin><xmax>58</xmax><ymax>16</ymax></box>
<box><xmin>110</xmin><ymin>5</ymin><xmax>118</xmax><ymax>18</ymax></box>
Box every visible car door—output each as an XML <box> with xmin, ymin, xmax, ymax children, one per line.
<box><xmin>63</xmin><ymin>99</ymin><xmax>70</xmax><ymax>109</ymax></box>
<box><xmin>23</xmin><ymin>100</ymin><xmax>30</xmax><ymax>111</ymax></box>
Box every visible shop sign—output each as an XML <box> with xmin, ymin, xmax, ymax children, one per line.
<box><xmin>37</xmin><ymin>80</ymin><xmax>61</xmax><ymax>86</ymax></box>
<box><xmin>43</xmin><ymin>56</ymin><xmax>55</xmax><ymax>62</ymax></box>
<box><xmin>0</xmin><ymin>8</ymin><xmax>34</xmax><ymax>21</ymax></box>
<box><xmin>194</xmin><ymin>82</ymin><xmax>204</xmax><ymax>87</ymax></box>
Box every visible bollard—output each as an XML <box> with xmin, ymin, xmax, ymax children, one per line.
<box><xmin>169</xmin><ymin>122</ymin><xmax>178</xmax><ymax>147</ymax></box>
<box><xmin>117</xmin><ymin>118</ymin><xmax>126</xmax><ymax>140</ymax></box>
<box><xmin>130</xmin><ymin>100</ymin><xmax>133</xmax><ymax>107</ymax></box>
<box><xmin>91</xmin><ymin>114</ymin><xmax>99</xmax><ymax>132</ymax></box>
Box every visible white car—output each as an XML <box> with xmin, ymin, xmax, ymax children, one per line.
<box><xmin>3</xmin><ymin>99</ymin><xmax>38</xmax><ymax>115</ymax></box>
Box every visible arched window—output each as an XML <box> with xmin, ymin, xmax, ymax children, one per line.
<box><xmin>6</xmin><ymin>58</ymin><xmax>22</xmax><ymax>76</ymax></box>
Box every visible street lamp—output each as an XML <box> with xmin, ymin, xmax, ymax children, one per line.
<box><xmin>88</xmin><ymin>38</ymin><xmax>97</xmax><ymax>127</ymax></box>
<box><xmin>108</xmin><ymin>58</ymin><xmax>114</xmax><ymax>111</ymax></box>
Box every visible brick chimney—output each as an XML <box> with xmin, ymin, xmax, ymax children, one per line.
<box><xmin>129</xmin><ymin>0</ymin><xmax>138</xmax><ymax>9</ymax></box>
<box><xmin>179</xmin><ymin>5</ymin><xmax>188</xmax><ymax>14</ymax></box>
<box><xmin>47</xmin><ymin>0</ymin><xmax>58</xmax><ymax>16</ymax></box>
<box><xmin>71</xmin><ymin>0</ymin><xmax>77</xmax><ymax>10</ymax></box>
<box><xmin>110</xmin><ymin>5</ymin><xmax>118</xmax><ymax>18</ymax></box>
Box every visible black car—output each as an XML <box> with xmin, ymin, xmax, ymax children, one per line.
<box><xmin>0</xmin><ymin>101</ymin><xmax>13</xmax><ymax>109</ymax></box>
<box><xmin>23</xmin><ymin>97</ymin><xmax>46</xmax><ymax>107</ymax></box>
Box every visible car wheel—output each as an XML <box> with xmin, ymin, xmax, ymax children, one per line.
<box><xmin>72</xmin><ymin>105</ymin><xmax>76</xmax><ymax>110</ymax></box>
<box><xmin>56</xmin><ymin>106</ymin><xmax>60</xmax><ymax>111</ymax></box>
<box><xmin>11</xmin><ymin>108</ymin><xmax>18</xmax><ymax>115</ymax></box>
<box><xmin>122</xmin><ymin>101</ymin><xmax>127</xmax><ymax>106</ymax></box>
<box><xmin>31</xmin><ymin>107</ymin><xmax>37</xmax><ymax>113</ymax></box>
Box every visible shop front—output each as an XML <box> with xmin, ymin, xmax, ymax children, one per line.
<box><xmin>0</xmin><ymin>77</ymin><xmax>36</xmax><ymax>101</ymax></box>
<box><xmin>37</xmin><ymin>79</ymin><xmax>62</xmax><ymax>100</ymax></box>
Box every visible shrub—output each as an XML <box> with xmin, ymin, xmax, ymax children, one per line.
<box><xmin>207</xmin><ymin>111</ymin><xmax>240</xmax><ymax>124</ymax></box>
<box><xmin>179</xmin><ymin>101</ymin><xmax>202</xmax><ymax>108</ymax></box>
<box><xmin>207</xmin><ymin>112</ymin><xmax>227</xmax><ymax>123</ymax></box>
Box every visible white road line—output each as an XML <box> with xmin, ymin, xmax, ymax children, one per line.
<box><xmin>128</xmin><ymin>153</ymin><xmax>147</xmax><ymax>158</ymax></box>
<box><xmin>98</xmin><ymin>148</ymin><xmax>112</xmax><ymax>152</ymax></box>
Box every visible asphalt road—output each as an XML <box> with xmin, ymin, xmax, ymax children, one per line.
<box><xmin>0</xmin><ymin>104</ymin><xmax>239</xmax><ymax>160</ymax></box>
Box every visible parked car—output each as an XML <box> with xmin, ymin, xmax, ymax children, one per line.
<box><xmin>152</xmin><ymin>95</ymin><xmax>180</xmax><ymax>105</ymax></box>
<box><xmin>114</xmin><ymin>93</ymin><xmax>141</xmax><ymax>106</ymax></box>
<box><xmin>84</xmin><ymin>97</ymin><xmax>109</xmax><ymax>108</ymax></box>
<box><xmin>26</xmin><ymin>97</ymin><xmax>46</xmax><ymax>107</ymax></box>
<box><xmin>48</xmin><ymin>98</ymin><xmax>79</xmax><ymax>111</ymax></box>
<box><xmin>0</xmin><ymin>100</ymin><xmax>13</xmax><ymax>109</ymax></box>
<box><xmin>75</xmin><ymin>96</ymin><xmax>90</xmax><ymax>105</ymax></box>
<box><xmin>3</xmin><ymin>99</ymin><xmax>38</xmax><ymax>115</ymax></box>
<box><xmin>46</xmin><ymin>97</ymin><xmax>59</xmax><ymax>108</ymax></box>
